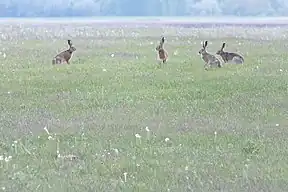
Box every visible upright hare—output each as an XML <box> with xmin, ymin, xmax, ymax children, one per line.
<box><xmin>198</xmin><ymin>41</ymin><xmax>221</xmax><ymax>70</ymax></box>
<box><xmin>52</xmin><ymin>40</ymin><xmax>76</xmax><ymax>65</ymax></box>
<box><xmin>156</xmin><ymin>37</ymin><xmax>168</xmax><ymax>63</ymax></box>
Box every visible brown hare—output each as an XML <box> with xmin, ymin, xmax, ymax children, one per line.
<box><xmin>52</xmin><ymin>40</ymin><xmax>76</xmax><ymax>65</ymax></box>
<box><xmin>199</xmin><ymin>41</ymin><xmax>222</xmax><ymax>70</ymax></box>
<box><xmin>156</xmin><ymin>37</ymin><xmax>168</xmax><ymax>64</ymax></box>
<box><xmin>216</xmin><ymin>43</ymin><xmax>244</xmax><ymax>64</ymax></box>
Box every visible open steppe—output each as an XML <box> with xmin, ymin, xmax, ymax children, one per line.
<box><xmin>0</xmin><ymin>18</ymin><xmax>287</xmax><ymax>191</ymax></box>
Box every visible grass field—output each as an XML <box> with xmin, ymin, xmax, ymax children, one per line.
<box><xmin>0</xmin><ymin>19</ymin><xmax>288</xmax><ymax>191</ymax></box>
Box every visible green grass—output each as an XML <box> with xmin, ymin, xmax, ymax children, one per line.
<box><xmin>0</xmin><ymin>22</ymin><xmax>288</xmax><ymax>191</ymax></box>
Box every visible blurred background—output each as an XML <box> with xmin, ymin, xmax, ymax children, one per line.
<box><xmin>0</xmin><ymin>0</ymin><xmax>286</xmax><ymax>17</ymax></box>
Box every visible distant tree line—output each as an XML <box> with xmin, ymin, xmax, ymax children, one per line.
<box><xmin>0</xmin><ymin>0</ymin><xmax>287</xmax><ymax>17</ymax></box>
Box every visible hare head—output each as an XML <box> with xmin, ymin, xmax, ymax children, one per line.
<box><xmin>156</xmin><ymin>37</ymin><xmax>165</xmax><ymax>51</ymax></box>
<box><xmin>198</xmin><ymin>40</ymin><xmax>208</xmax><ymax>55</ymax></box>
<box><xmin>67</xmin><ymin>40</ymin><xmax>76</xmax><ymax>53</ymax></box>
<box><xmin>216</xmin><ymin>42</ymin><xmax>225</xmax><ymax>55</ymax></box>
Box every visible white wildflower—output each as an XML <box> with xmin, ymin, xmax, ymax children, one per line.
<box><xmin>43</xmin><ymin>126</ymin><xmax>50</xmax><ymax>135</ymax></box>
<box><xmin>145</xmin><ymin>126</ymin><xmax>150</xmax><ymax>132</ymax></box>
<box><xmin>4</xmin><ymin>156</ymin><xmax>12</xmax><ymax>162</ymax></box>
<box><xmin>123</xmin><ymin>172</ymin><xmax>127</xmax><ymax>182</ymax></box>
<box><xmin>165</xmin><ymin>138</ymin><xmax>170</xmax><ymax>142</ymax></box>
<box><xmin>185</xmin><ymin>166</ymin><xmax>189</xmax><ymax>171</ymax></box>
<box><xmin>276</xmin><ymin>124</ymin><xmax>279</xmax><ymax>127</ymax></box>
<box><xmin>173</xmin><ymin>50</ymin><xmax>178</xmax><ymax>56</ymax></box>
<box><xmin>102</xmin><ymin>68</ymin><xmax>107</xmax><ymax>72</ymax></box>
<box><xmin>110</xmin><ymin>53</ymin><xmax>114</xmax><ymax>57</ymax></box>
<box><xmin>135</xmin><ymin>134</ymin><xmax>141</xmax><ymax>138</ymax></box>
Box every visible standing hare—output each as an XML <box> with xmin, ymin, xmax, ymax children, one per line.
<box><xmin>198</xmin><ymin>41</ymin><xmax>222</xmax><ymax>70</ymax></box>
<box><xmin>216</xmin><ymin>43</ymin><xmax>244</xmax><ymax>64</ymax></box>
<box><xmin>156</xmin><ymin>37</ymin><xmax>168</xmax><ymax>63</ymax></box>
<box><xmin>52</xmin><ymin>40</ymin><xmax>76</xmax><ymax>65</ymax></box>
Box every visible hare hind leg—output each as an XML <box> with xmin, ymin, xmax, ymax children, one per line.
<box><xmin>210</xmin><ymin>60</ymin><xmax>222</xmax><ymax>68</ymax></box>
<box><xmin>52</xmin><ymin>58</ymin><xmax>61</xmax><ymax>65</ymax></box>
<box><xmin>204</xmin><ymin>62</ymin><xmax>212</xmax><ymax>70</ymax></box>
<box><xmin>217</xmin><ymin>61</ymin><xmax>222</xmax><ymax>68</ymax></box>
<box><xmin>53</xmin><ymin>56</ymin><xmax>64</xmax><ymax>65</ymax></box>
<box><xmin>232</xmin><ymin>56</ymin><xmax>244</xmax><ymax>64</ymax></box>
<box><xmin>204</xmin><ymin>64</ymin><xmax>209</xmax><ymax>70</ymax></box>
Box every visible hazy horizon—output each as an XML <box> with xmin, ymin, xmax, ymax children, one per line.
<box><xmin>0</xmin><ymin>0</ymin><xmax>287</xmax><ymax>17</ymax></box>
<box><xmin>0</xmin><ymin>17</ymin><xmax>288</xmax><ymax>27</ymax></box>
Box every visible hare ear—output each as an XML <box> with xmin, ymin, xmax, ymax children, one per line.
<box><xmin>204</xmin><ymin>41</ymin><xmax>208</xmax><ymax>48</ymax></box>
<box><xmin>221</xmin><ymin>42</ymin><xmax>225</xmax><ymax>50</ymax></box>
<box><xmin>161</xmin><ymin>37</ymin><xmax>165</xmax><ymax>44</ymax></box>
<box><xmin>68</xmin><ymin>40</ymin><xmax>72</xmax><ymax>47</ymax></box>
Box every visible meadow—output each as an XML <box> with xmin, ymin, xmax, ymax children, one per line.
<box><xmin>0</xmin><ymin>18</ymin><xmax>287</xmax><ymax>191</ymax></box>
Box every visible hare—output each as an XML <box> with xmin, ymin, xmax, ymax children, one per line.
<box><xmin>155</xmin><ymin>37</ymin><xmax>168</xmax><ymax>63</ymax></box>
<box><xmin>198</xmin><ymin>41</ymin><xmax>222</xmax><ymax>70</ymax></box>
<box><xmin>52</xmin><ymin>40</ymin><xmax>76</xmax><ymax>65</ymax></box>
<box><xmin>216</xmin><ymin>43</ymin><xmax>244</xmax><ymax>64</ymax></box>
